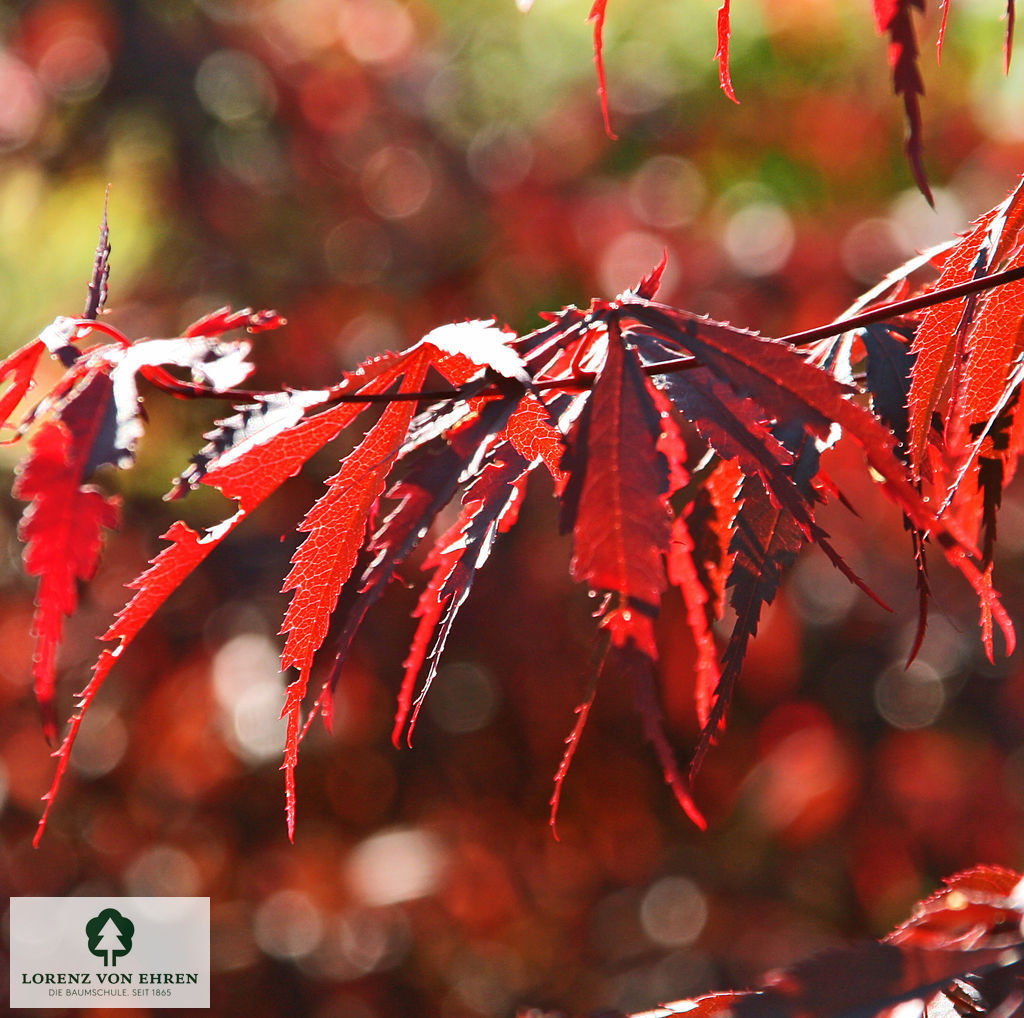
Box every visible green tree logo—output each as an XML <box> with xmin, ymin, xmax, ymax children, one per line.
<box><xmin>85</xmin><ymin>908</ymin><xmax>135</xmax><ymax>967</ymax></box>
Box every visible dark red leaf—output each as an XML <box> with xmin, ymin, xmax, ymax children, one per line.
<box><xmin>630</xmin><ymin>301</ymin><xmax>1013</xmax><ymax>660</ymax></box>
<box><xmin>627</xmin><ymin>307</ymin><xmax>838</xmax><ymax>441</ymax></box>
<box><xmin>742</xmin><ymin>941</ymin><xmax>1024</xmax><ymax>1018</ymax></box>
<box><xmin>562</xmin><ymin>323</ymin><xmax>672</xmax><ymax>632</ymax></box>
<box><xmin>394</xmin><ymin>448</ymin><xmax>531</xmax><ymax>745</ymax></box>
<box><xmin>624</xmin><ymin>868</ymin><xmax>1024</xmax><ymax>1017</ymax></box>
<box><xmin>690</xmin><ymin>475</ymin><xmax>805</xmax><ymax>777</ymax></box>
<box><xmin>873</xmin><ymin>0</ymin><xmax>932</xmax><ymax>203</ymax></box>
<box><xmin>82</xmin><ymin>189</ymin><xmax>110</xmax><ymax>322</ymax></box>
<box><xmin>906</xmin><ymin>528</ymin><xmax>930</xmax><ymax>665</ymax></box>
<box><xmin>1007</xmin><ymin>0</ymin><xmax>1017</xmax><ymax>73</ymax></box>
<box><xmin>978</xmin><ymin>455</ymin><xmax>1005</xmax><ymax>567</ymax></box>
<box><xmin>647</xmin><ymin>360</ymin><xmax>800</xmax><ymax>503</ymax></box>
<box><xmin>315</xmin><ymin>397</ymin><xmax>521</xmax><ymax>731</ymax></box>
<box><xmin>631</xmin><ymin>643</ymin><xmax>706</xmax><ymax>829</ymax></box>
<box><xmin>860</xmin><ymin>324</ymin><xmax>915</xmax><ymax>454</ymax></box>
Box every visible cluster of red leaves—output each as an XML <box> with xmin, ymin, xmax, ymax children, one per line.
<box><xmin>611</xmin><ymin>865</ymin><xmax>1024</xmax><ymax>1018</ymax></box>
<box><xmin>6</xmin><ymin>178</ymin><xmax>1024</xmax><ymax>846</ymax></box>
<box><xmin>582</xmin><ymin>0</ymin><xmax>1016</xmax><ymax>201</ymax></box>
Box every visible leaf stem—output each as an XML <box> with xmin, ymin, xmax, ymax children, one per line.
<box><xmin>635</xmin><ymin>261</ymin><xmax>1024</xmax><ymax>378</ymax></box>
<box><xmin>778</xmin><ymin>261</ymin><xmax>1024</xmax><ymax>346</ymax></box>
<box><xmin>140</xmin><ymin>261</ymin><xmax>1024</xmax><ymax>406</ymax></box>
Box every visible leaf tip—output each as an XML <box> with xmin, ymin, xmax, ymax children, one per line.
<box><xmin>1006</xmin><ymin>0</ymin><xmax>1016</xmax><ymax>75</ymax></box>
<box><xmin>41</xmin><ymin>712</ymin><xmax>57</xmax><ymax>748</ymax></box>
<box><xmin>635</xmin><ymin>252</ymin><xmax>669</xmax><ymax>300</ymax></box>
<box><xmin>587</xmin><ymin>0</ymin><xmax>618</xmax><ymax>140</ymax></box>
<box><xmin>678</xmin><ymin>789</ymin><xmax>708</xmax><ymax>831</ymax></box>
<box><xmin>715</xmin><ymin>0</ymin><xmax>739</xmax><ymax>104</ymax></box>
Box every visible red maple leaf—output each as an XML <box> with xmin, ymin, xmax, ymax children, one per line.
<box><xmin>561</xmin><ymin>320</ymin><xmax>673</xmax><ymax>646</ymax></box>
<box><xmin>14</xmin><ymin>409</ymin><xmax>120</xmax><ymax>742</ymax></box>
<box><xmin>715</xmin><ymin>0</ymin><xmax>738</xmax><ymax>102</ymax></box>
<box><xmin>279</xmin><ymin>348</ymin><xmax>432</xmax><ymax>837</ymax></box>
<box><xmin>873</xmin><ymin>0</ymin><xmax>931</xmax><ymax>202</ymax></box>
<box><xmin>395</xmin><ymin>449</ymin><xmax>531</xmax><ymax>746</ymax></box>
<box><xmin>620</xmin><ymin>865</ymin><xmax>1024</xmax><ymax>1018</ymax></box>
<box><xmin>20</xmin><ymin>179</ymin><xmax>1024</xmax><ymax>843</ymax></box>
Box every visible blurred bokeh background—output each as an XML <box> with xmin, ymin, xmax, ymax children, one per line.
<box><xmin>3</xmin><ymin>1</ymin><xmax>1024</xmax><ymax>1015</ymax></box>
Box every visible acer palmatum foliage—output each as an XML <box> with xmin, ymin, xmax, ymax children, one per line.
<box><xmin>578</xmin><ymin>0</ymin><xmax>1016</xmax><ymax>201</ymax></box>
<box><xmin>616</xmin><ymin>865</ymin><xmax>1024</xmax><ymax>1018</ymax></box>
<box><xmin>8</xmin><ymin>178</ymin><xmax>1024</xmax><ymax>845</ymax></box>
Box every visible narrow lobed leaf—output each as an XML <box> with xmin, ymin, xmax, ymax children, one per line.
<box><xmin>562</xmin><ymin>322</ymin><xmax>672</xmax><ymax>626</ymax></box>
<box><xmin>36</xmin><ymin>347</ymin><xmax>428</xmax><ymax>842</ymax></box>
<box><xmin>908</xmin><ymin>179</ymin><xmax>1024</xmax><ymax>472</ymax></box>
<box><xmin>394</xmin><ymin>449</ymin><xmax>531</xmax><ymax>745</ymax></box>
<box><xmin>15</xmin><ymin>414</ymin><xmax>120</xmax><ymax>743</ymax></box>
<box><xmin>873</xmin><ymin>0</ymin><xmax>932</xmax><ymax>203</ymax></box>
<box><xmin>317</xmin><ymin>396</ymin><xmax>523</xmax><ymax>723</ymax></box>
<box><xmin>715</xmin><ymin>0</ymin><xmax>738</xmax><ymax>102</ymax></box>
<box><xmin>588</xmin><ymin>0</ymin><xmax>617</xmax><ymax>139</ymax></box>
<box><xmin>279</xmin><ymin>350</ymin><xmax>432</xmax><ymax>838</ymax></box>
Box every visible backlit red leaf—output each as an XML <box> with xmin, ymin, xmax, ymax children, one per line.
<box><xmin>313</xmin><ymin>397</ymin><xmax>522</xmax><ymax>726</ymax></box>
<box><xmin>715</xmin><ymin>0</ymin><xmax>738</xmax><ymax>102</ymax></box>
<box><xmin>35</xmin><ymin>348</ymin><xmax>427</xmax><ymax>842</ymax></box>
<box><xmin>15</xmin><ymin>414</ymin><xmax>120</xmax><ymax>742</ymax></box>
<box><xmin>501</xmin><ymin>394</ymin><xmax>567</xmax><ymax>484</ymax></box>
<box><xmin>0</xmin><ymin>339</ymin><xmax>45</xmax><ymax>433</ymax></box>
<box><xmin>34</xmin><ymin>518</ymin><xmax>214</xmax><ymax>846</ymax></box>
<box><xmin>279</xmin><ymin>351</ymin><xmax>432</xmax><ymax>837</ymax></box>
<box><xmin>630</xmin><ymin>302</ymin><xmax>1013</xmax><ymax>660</ymax></box>
<box><xmin>960</xmin><ymin>243</ymin><xmax>1024</xmax><ymax>435</ymax></box>
<box><xmin>588</xmin><ymin>0</ymin><xmax>617</xmax><ymax>139</ymax></box>
<box><xmin>279</xmin><ymin>355</ymin><xmax>431</xmax><ymax>681</ymax></box>
<box><xmin>908</xmin><ymin>180</ymin><xmax>1024</xmax><ymax>470</ymax></box>
<box><xmin>887</xmin><ymin>864</ymin><xmax>1023</xmax><ymax>950</ymax></box>
<box><xmin>668</xmin><ymin>512</ymin><xmax>720</xmax><ymax>729</ymax></box>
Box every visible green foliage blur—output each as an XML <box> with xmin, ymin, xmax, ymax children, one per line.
<box><xmin>3</xmin><ymin>2</ymin><xmax>1024</xmax><ymax>1017</ymax></box>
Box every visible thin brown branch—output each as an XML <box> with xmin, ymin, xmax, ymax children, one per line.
<box><xmin>143</xmin><ymin>261</ymin><xmax>1024</xmax><ymax>406</ymax></box>
<box><xmin>633</xmin><ymin>262</ymin><xmax>1024</xmax><ymax>378</ymax></box>
<box><xmin>778</xmin><ymin>261</ymin><xmax>1024</xmax><ymax>346</ymax></box>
